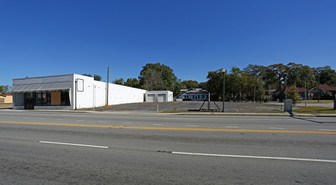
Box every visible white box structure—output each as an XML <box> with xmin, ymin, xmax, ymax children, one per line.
<box><xmin>145</xmin><ymin>91</ymin><xmax>173</xmax><ymax>102</ymax></box>
<box><xmin>12</xmin><ymin>74</ymin><xmax>147</xmax><ymax>110</ymax></box>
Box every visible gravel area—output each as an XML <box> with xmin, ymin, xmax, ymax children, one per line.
<box><xmin>91</xmin><ymin>101</ymin><xmax>283</xmax><ymax>112</ymax></box>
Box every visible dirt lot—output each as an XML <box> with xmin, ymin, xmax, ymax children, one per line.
<box><xmin>91</xmin><ymin>101</ymin><xmax>282</xmax><ymax>112</ymax></box>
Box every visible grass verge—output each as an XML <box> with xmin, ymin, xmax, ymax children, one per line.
<box><xmin>293</xmin><ymin>107</ymin><xmax>336</xmax><ymax>114</ymax></box>
<box><xmin>298</xmin><ymin>100</ymin><xmax>333</xmax><ymax>104</ymax></box>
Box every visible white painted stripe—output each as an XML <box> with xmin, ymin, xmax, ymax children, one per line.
<box><xmin>39</xmin><ymin>118</ymin><xmax>45</xmax><ymax>120</ymax></box>
<box><xmin>318</xmin><ymin>129</ymin><xmax>336</xmax><ymax>132</ymax></box>
<box><xmin>225</xmin><ymin>126</ymin><xmax>239</xmax><ymax>128</ymax></box>
<box><xmin>76</xmin><ymin>120</ymin><xmax>84</xmax><ymax>122</ymax></box>
<box><xmin>185</xmin><ymin>125</ymin><xmax>198</xmax><ymax>127</ymax></box>
<box><xmin>269</xmin><ymin>127</ymin><xmax>284</xmax><ymax>130</ymax></box>
<box><xmin>172</xmin><ymin>151</ymin><xmax>336</xmax><ymax>163</ymax></box>
<box><xmin>98</xmin><ymin>121</ymin><xmax>105</xmax><ymax>123</ymax></box>
<box><xmin>39</xmin><ymin>141</ymin><xmax>108</xmax><ymax>149</ymax></box>
<box><xmin>154</xmin><ymin>124</ymin><xmax>164</xmax><ymax>126</ymax></box>
<box><xmin>57</xmin><ymin>118</ymin><xmax>63</xmax><ymax>120</ymax></box>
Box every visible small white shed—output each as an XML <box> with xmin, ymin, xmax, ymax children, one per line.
<box><xmin>145</xmin><ymin>91</ymin><xmax>173</xmax><ymax>102</ymax></box>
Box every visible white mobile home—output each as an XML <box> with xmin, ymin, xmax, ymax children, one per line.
<box><xmin>12</xmin><ymin>74</ymin><xmax>147</xmax><ymax>110</ymax></box>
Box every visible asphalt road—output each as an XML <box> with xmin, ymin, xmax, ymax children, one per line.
<box><xmin>0</xmin><ymin>110</ymin><xmax>335</xmax><ymax>184</ymax></box>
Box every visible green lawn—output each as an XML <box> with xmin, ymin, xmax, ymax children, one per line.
<box><xmin>293</xmin><ymin>107</ymin><xmax>336</xmax><ymax>114</ymax></box>
<box><xmin>298</xmin><ymin>100</ymin><xmax>334</xmax><ymax>104</ymax></box>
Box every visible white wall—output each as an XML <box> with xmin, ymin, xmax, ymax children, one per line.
<box><xmin>74</xmin><ymin>74</ymin><xmax>146</xmax><ymax>108</ymax></box>
<box><xmin>93</xmin><ymin>81</ymin><xmax>107</xmax><ymax>107</ymax></box>
<box><xmin>73</xmin><ymin>74</ymin><xmax>94</xmax><ymax>109</ymax></box>
<box><xmin>108</xmin><ymin>83</ymin><xmax>146</xmax><ymax>105</ymax></box>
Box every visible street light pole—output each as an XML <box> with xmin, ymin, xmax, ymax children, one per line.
<box><xmin>222</xmin><ymin>68</ymin><xmax>226</xmax><ymax>112</ymax></box>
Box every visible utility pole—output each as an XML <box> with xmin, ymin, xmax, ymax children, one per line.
<box><xmin>253</xmin><ymin>81</ymin><xmax>256</xmax><ymax>103</ymax></box>
<box><xmin>305</xmin><ymin>78</ymin><xmax>307</xmax><ymax>108</ymax></box>
<box><xmin>318</xmin><ymin>76</ymin><xmax>320</xmax><ymax>103</ymax></box>
<box><xmin>222</xmin><ymin>68</ymin><xmax>226</xmax><ymax>112</ymax></box>
<box><xmin>106</xmin><ymin>66</ymin><xmax>109</xmax><ymax>106</ymax></box>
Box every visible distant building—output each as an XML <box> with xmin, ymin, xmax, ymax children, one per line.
<box><xmin>284</xmin><ymin>84</ymin><xmax>336</xmax><ymax>99</ymax></box>
<box><xmin>177</xmin><ymin>88</ymin><xmax>209</xmax><ymax>101</ymax></box>
<box><xmin>309</xmin><ymin>84</ymin><xmax>336</xmax><ymax>99</ymax></box>
<box><xmin>145</xmin><ymin>91</ymin><xmax>173</xmax><ymax>102</ymax></box>
<box><xmin>0</xmin><ymin>93</ymin><xmax>13</xmax><ymax>103</ymax></box>
<box><xmin>12</xmin><ymin>74</ymin><xmax>146</xmax><ymax>110</ymax></box>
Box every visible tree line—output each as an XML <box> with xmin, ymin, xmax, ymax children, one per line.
<box><xmin>207</xmin><ymin>63</ymin><xmax>336</xmax><ymax>101</ymax></box>
<box><xmin>109</xmin><ymin>62</ymin><xmax>336</xmax><ymax>101</ymax></box>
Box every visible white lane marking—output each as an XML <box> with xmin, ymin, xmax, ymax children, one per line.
<box><xmin>185</xmin><ymin>125</ymin><xmax>198</xmax><ymax>127</ymax></box>
<box><xmin>269</xmin><ymin>127</ymin><xmax>284</xmax><ymax>130</ymax></box>
<box><xmin>57</xmin><ymin>118</ymin><xmax>63</xmax><ymax>120</ymax></box>
<box><xmin>39</xmin><ymin>141</ymin><xmax>108</xmax><ymax>149</ymax></box>
<box><xmin>76</xmin><ymin>120</ymin><xmax>84</xmax><ymax>122</ymax></box>
<box><xmin>172</xmin><ymin>152</ymin><xmax>336</xmax><ymax>163</ymax></box>
<box><xmin>225</xmin><ymin>126</ymin><xmax>239</xmax><ymax>128</ymax></box>
<box><xmin>39</xmin><ymin>118</ymin><xmax>45</xmax><ymax>120</ymax></box>
<box><xmin>98</xmin><ymin>121</ymin><xmax>106</xmax><ymax>123</ymax></box>
<box><xmin>318</xmin><ymin>129</ymin><xmax>336</xmax><ymax>132</ymax></box>
<box><xmin>154</xmin><ymin>124</ymin><xmax>164</xmax><ymax>126</ymax></box>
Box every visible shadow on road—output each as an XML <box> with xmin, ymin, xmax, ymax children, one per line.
<box><xmin>291</xmin><ymin>116</ymin><xmax>336</xmax><ymax>124</ymax></box>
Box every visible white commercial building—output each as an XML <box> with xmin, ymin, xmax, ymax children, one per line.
<box><xmin>12</xmin><ymin>74</ymin><xmax>147</xmax><ymax>110</ymax></box>
<box><xmin>145</xmin><ymin>91</ymin><xmax>173</xmax><ymax>102</ymax></box>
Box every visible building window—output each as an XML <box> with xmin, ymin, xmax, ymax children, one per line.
<box><xmin>34</xmin><ymin>90</ymin><xmax>69</xmax><ymax>106</ymax></box>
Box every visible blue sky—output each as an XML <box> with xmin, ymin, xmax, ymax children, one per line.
<box><xmin>1</xmin><ymin>0</ymin><xmax>336</xmax><ymax>86</ymax></box>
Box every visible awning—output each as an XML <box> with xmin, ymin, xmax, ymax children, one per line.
<box><xmin>13</xmin><ymin>82</ymin><xmax>72</xmax><ymax>93</ymax></box>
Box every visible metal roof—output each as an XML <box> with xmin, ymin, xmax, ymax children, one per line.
<box><xmin>13</xmin><ymin>75</ymin><xmax>73</xmax><ymax>93</ymax></box>
<box><xmin>12</xmin><ymin>82</ymin><xmax>72</xmax><ymax>92</ymax></box>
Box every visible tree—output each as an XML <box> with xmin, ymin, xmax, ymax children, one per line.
<box><xmin>113</xmin><ymin>78</ymin><xmax>124</xmax><ymax>85</ymax></box>
<box><xmin>94</xmin><ymin>75</ymin><xmax>102</xmax><ymax>81</ymax></box>
<box><xmin>198</xmin><ymin>82</ymin><xmax>208</xmax><ymax>90</ymax></box>
<box><xmin>313</xmin><ymin>66</ymin><xmax>336</xmax><ymax>85</ymax></box>
<box><xmin>180</xmin><ymin>80</ymin><xmax>199</xmax><ymax>89</ymax></box>
<box><xmin>0</xmin><ymin>85</ymin><xmax>9</xmax><ymax>93</ymax></box>
<box><xmin>124</xmin><ymin>78</ymin><xmax>140</xmax><ymax>88</ymax></box>
<box><xmin>243</xmin><ymin>64</ymin><xmax>265</xmax><ymax>102</ymax></box>
<box><xmin>287</xmin><ymin>85</ymin><xmax>301</xmax><ymax>104</ymax></box>
<box><xmin>262</xmin><ymin>63</ymin><xmax>289</xmax><ymax>101</ymax></box>
<box><xmin>206</xmin><ymin>69</ymin><xmax>224</xmax><ymax>100</ymax></box>
<box><xmin>139</xmin><ymin>63</ymin><xmax>178</xmax><ymax>92</ymax></box>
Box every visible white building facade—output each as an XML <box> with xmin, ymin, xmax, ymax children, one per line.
<box><xmin>12</xmin><ymin>74</ymin><xmax>147</xmax><ymax>110</ymax></box>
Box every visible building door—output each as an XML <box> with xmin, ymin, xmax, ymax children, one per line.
<box><xmin>24</xmin><ymin>92</ymin><xmax>36</xmax><ymax>109</ymax></box>
<box><xmin>157</xmin><ymin>94</ymin><xmax>166</xmax><ymax>102</ymax></box>
<box><xmin>147</xmin><ymin>94</ymin><xmax>155</xmax><ymax>102</ymax></box>
<box><xmin>51</xmin><ymin>91</ymin><xmax>61</xmax><ymax>106</ymax></box>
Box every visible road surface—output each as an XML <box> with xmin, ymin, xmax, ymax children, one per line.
<box><xmin>0</xmin><ymin>110</ymin><xmax>335</xmax><ymax>184</ymax></box>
